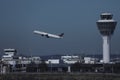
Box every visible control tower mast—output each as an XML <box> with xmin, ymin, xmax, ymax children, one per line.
<box><xmin>96</xmin><ymin>13</ymin><xmax>117</xmax><ymax>63</ymax></box>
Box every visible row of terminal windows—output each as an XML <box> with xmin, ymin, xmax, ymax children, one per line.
<box><xmin>5</xmin><ymin>51</ymin><xmax>17</xmax><ymax>52</ymax></box>
<box><xmin>97</xmin><ymin>22</ymin><xmax>116</xmax><ymax>26</ymax></box>
<box><xmin>99</xmin><ymin>30</ymin><xmax>114</xmax><ymax>35</ymax></box>
<box><xmin>97</xmin><ymin>23</ymin><xmax>116</xmax><ymax>30</ymax></box>
<box><xmin>98</xmin><ymin>26</ymin><xmax>115</xmax><ymax>31</ymax></box>
<box><xmin>101</xmin><ymin>15</ymin><xmax>112</xmax><ymax>20</ymax></box>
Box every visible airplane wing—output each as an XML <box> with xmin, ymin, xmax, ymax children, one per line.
<box><xmin>33</xmin><ymin>30</ymin><xmax>48</xmax><ymax>36</ymax></box>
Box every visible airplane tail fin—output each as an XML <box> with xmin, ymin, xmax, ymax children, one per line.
<box><xmin>59</xmin><ymin>33</ymin><xmax>64</xmax><ymax>37</ymax></box>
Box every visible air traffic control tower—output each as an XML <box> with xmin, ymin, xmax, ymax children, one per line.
<box><xmin>96</xmin><ymin>13</ymin><xmax>117</xmax><ymax>63</ymax></box>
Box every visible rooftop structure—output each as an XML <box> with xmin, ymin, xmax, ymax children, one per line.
<box><xmin>84</xmin><ymin>57</ymin><xmax>99</xmax><ymax>64</ymax></box>
<box><xmin>4</xmin><ymin>48</ymin><xmax>17</xmax><ymax>56</ymax></box>
<box><xmin>2</xmin><ymin>48</ymin><xmax>17</xmax><ymax>61</ymax></box>
<box><xmin>61</xmin><ymin>55</ymin><xmax>83</xmax><ymax>64</ymax></box>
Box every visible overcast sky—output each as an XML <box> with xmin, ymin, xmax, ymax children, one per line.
<box><xmin>0</xmin><ymin>0</ymin><xmax>120</xmax><ymax>56</ymax></box>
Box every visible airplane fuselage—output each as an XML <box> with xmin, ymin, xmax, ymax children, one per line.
<box><xmin>33</xmin><ymin>30</ymin><xmax>63</xmax><ymax>39</ymax></box>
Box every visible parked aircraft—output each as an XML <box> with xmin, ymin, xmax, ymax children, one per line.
<box><xmin>33</xmin><ymin>30</ymin><xmax>64</xmax><ymax>39</ymax></box>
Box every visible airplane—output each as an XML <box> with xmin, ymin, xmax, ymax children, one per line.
<box><xmin>33</xmin><ymin>30</ymin><xmax>64</xmax><ymax>39</ymax></box>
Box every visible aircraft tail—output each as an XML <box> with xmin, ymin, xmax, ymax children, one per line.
<box><xmin>59</xmin><ymin>33</ymin><xmax>64</xmax><ymax>37</ymax></box>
